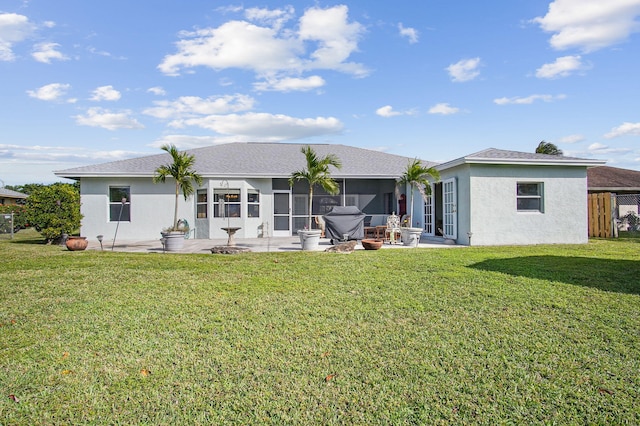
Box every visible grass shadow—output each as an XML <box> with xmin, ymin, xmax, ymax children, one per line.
<box><xmin>469</xmin><ymin>255</ymin><xmax>640</xmax><ymax>295</ymax></box>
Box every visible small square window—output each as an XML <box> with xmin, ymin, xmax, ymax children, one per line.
<box><xmin>516</xmin><ymin>183</ymin><xmax>543</xmax><ymax>212</ymax></box>
<box><xmin>109</xmin><ymin>187</ymin><xmax>130</xmax><ymax>221</ymax></box>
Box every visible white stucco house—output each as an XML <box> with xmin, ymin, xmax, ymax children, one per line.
<box><xmin>55</xmin><ymin>143</ymin><xmax>605</xmax><ymax>246</ymax></box>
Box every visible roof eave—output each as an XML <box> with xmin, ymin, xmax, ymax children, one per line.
<box><xmin>54</xmin><ymin>172</ymin><xmax>402</xmax><ymax>180</ymax></box>
<box><xmin>438</xmin><ymin>157</ymin><xmax>606</xmax><ymax>170</ymax></box>
<box><xmin>589</xmin><ymin>186</ymin><xmax>640</xmax><ymax>192</ymax></box>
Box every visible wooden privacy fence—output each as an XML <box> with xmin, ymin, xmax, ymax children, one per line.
<box><xmin>588</xmin><ymin>192</ymin><xmax>613</xmax><ymax>238</ymax></box>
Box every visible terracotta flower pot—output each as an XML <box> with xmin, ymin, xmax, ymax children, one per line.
<box><xmin>361</xmin><ymin>238</ymin><xmax>383</xmax><ymax>250</ymax></box>
<box><xmin>66</xmin><ymin>236</ymin><xmax>88</xmax><ymax>251</ymax></box>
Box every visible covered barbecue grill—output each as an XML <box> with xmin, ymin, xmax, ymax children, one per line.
<box><xmin>323</xmin><ymin>206</ymin><xmax>366</xmax><ymax>243</ymax></box>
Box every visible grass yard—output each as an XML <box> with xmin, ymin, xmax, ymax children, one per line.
<box><xmin>1</xmin><ymin>229</ymin><xmax>639</xmax><ymax>424</ymax></box>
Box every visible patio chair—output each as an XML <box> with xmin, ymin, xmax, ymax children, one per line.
<box><xmin>385</xmin><ymin>213</ymin><xmax>401</xmax><ymax>244</ymax></box>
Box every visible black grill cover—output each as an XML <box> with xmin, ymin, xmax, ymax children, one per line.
<box><xmin>323</xmin><ymin>206</ymin><xmax>366</xmax><ymax>241</ymax></box>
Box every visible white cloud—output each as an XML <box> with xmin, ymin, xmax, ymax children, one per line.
<box><xmin>298</xmin><ymin>5</ymin><xmax>367</xmax><ymax>75</ymax></box>
<box><xmin>535</xmin><ymin>55</ymin><xmax>585</xmax><ymax>79</ymax></box>
<box><xmin>398</xmin><ymin>23</ymin><xmax>418</xmax><ymax>44</ymax></box>
<box><xmin>428</xmin><ymin>103</ymin><xmax>460</xmax><ymax>115</ymax></box>
<box><xmin>245</xmin><ymin>6</ymin><xmax>294</xmax><ymax>31</ymax></box>
<box><xmin>159</xmin><ymin>21</ymin><xmax>301</xmax><ymax>76</ymax></box>
<box><xmin>376</xmin><ymin>105</ymin><xmax>401</xmax><ymax>117</ymax></box>
<box><xmin>90</xmin><ymin>85</ymin><xmax>121</xmax><ymax>101</ymax></box>
<box><xmin>171</xmin><ymin>112</ymin><xmax>343</xmax><ymax>141</ymax></box>
<box><xmin>0</xmin><ymin>13</ymin><xmax>36</xmax><ymax>61</ymax></box>
<box><xmin>587</xmin><ymin>142</ymin><xmax>633</xmax><ymax>154</ymax></box>
<box><xmin>158</xmin><ymin>5</ymin><xmax>368</xmax><ymax>78</ymax></box>
<box><xmin>253</xmin><ymin>75</ymin><xmax>325</xmax><ymax>92</ymax></box>
<box><xmin>147</xmin><ymin>86</ymin><xmax>166</xmax><ymax>96</ymax></box>
<box><xmin>143</xmin><ymin>94</ymin><xmax>255</xmax><ymax>119</ymax></box>
<box><xmin>533</xmin><ymin>0</ymin><xmax>640</xmax><ymax>52</ymax></box>
<box><xmin>604</xmin><ymin>122</ymin><xmax>640</xmax><ymax>138</ymax></box>
<box><xmin>375</xmin><ymin>105</ymin><xmax>418</xmax><ymax>118</ymax></box>
<box><xmin>26</xmin><ymin>83</ymin><xmax>71</xmax><ymax>101</ymax></box>
<box><xmin>494</xmin><ymin>94</ymin><xmax>567</xmax><ymax>105</ymax></box>
<box><xmin>559</xmin><ymin>134</ymin><xmax>585</xmax><ymax>143</ymax></box>
<box><xmin>446</xmin><ymin>57</ymin><xmax>481</xmax><ymax>82</ymax></box>
<box><xmin>75</xmin><ymin>107</ymin><xmax>144</xmax><ymax>130</ymax></box>
<box><xmin>32</xmin><ymin>42</ymin><xmax>68</xmax><ymax>63</ymax></box>
<box><xmin>149</xmin><ymin>134</ymin><xmax>224</xmax><ymax>149</ymax></box>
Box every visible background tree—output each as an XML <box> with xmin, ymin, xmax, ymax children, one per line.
<box><xmin>397</xmin><ymin>159</ymin><xmax>440</xmax><ymax>227</ymax></box>
<box><xmin>153</xmin><ymin>144</ymin><xmax>203</xmax><ymax>232</ymax></box>
<box><xmin>535</xmin><ymin>140</ymin><xmax>563</xmax><ymax>155</ymax></box>
<box><xmin>25</xmin><ymin>183</ymin><xmax>82</xmax><ymax>243</ymax></box>
<box><xmin>289</xmin><ymin>146</ymin><xmax>342</xmax><ymax>229</ymax></box>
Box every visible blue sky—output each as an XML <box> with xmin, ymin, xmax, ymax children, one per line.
<box><xmin>1</xmin><ymin>0</ymin><xmax>640</xmax><ymax>185</ymax></box>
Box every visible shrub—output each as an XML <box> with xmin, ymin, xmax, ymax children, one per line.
<box><xmin>25</xmin><ymin>183</ymin><xmax>82</xmax><ymax>243</ymax></box>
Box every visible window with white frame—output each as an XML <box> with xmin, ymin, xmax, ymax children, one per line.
<box><xmin>247</xmin><ymin>189</ymin><xmax>260</xmax><ymax>217</ymax></box>
<box><xmin>517</xmin><ymin>182</ymin><xmax>543</xmax><ymax>212</ymax></box>
<box><xmin>214</xmin><ymin>189</ymin><xmax>241</xmax><ymax>217</ymax></box>
<box><xmin>109</xmin><ymin>186</ymin><xmax>130</xmax><ymax>221</ymax></box>
<box><xmin>196</xmin><ymin>189</ymin><xmax>208</xmax><ymax>218</ymax></box>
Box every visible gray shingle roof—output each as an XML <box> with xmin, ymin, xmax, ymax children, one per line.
<box><xmin>55</xmin><ymin>143</ymin><xmax>435</xmax><ymax>179</ymax></box>
<box><xmin>437</xmin><ymin>148</ymin><xmax>605</xmax><ymax>169</ymax></box>
<box><xmin>55</xmin><ymin>143</ymin><xmax>606</xmax><ymax>180</ymax></box>
<box><xmin>587</xmin><ymin>166</ymin><xmax>640</xmax><ymax>190</ymax></box>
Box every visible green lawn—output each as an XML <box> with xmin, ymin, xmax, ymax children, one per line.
<box><xmin>1</xmin><ymin>229</ymin><xmax>639</xmax><ymax>424</ymax></box>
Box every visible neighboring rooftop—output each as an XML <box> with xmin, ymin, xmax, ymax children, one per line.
<box><xmin>0</xmin><ymin>187</ymin><xmax>28</xmax><ymax>199</ymax></box>
<box><xmin>587</xmin><ymin>166</ymin><xmax>640</xmax><ymax>192</ymax></box>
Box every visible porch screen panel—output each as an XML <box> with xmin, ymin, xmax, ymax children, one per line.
<box><xmin>273</xmin><ymin>193</ymin><xmax>290</xmax><ymax>231</ymax></box>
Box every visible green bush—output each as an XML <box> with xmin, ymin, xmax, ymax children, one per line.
<box><xmin>25</xmin><ymin>183</ymin><xmax>82</xmax><ymax>243</ymax></box>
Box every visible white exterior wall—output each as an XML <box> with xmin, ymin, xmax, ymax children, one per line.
<box><xmin>80</xmin><ymin>177</ymin><xmax>197</xmax><ymax>242</ymax></box>
<box><xmin>467</xmin><ymin>165</ymin><xmax>588</xmax><ymax>245</ymax></box>
<box><xmin>80</xmin><ymin>177</ymin><xmax>274</xmax><ymax>242</ymax></box>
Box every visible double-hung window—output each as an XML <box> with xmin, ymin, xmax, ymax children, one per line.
<box><xmin>196</xmin><ymin>189</ymin><xmax>208</xmax><ymax>218</ymax></box>
<box><xmin>109</xmin><ymin>186</ymin><xmax>130</xmax><ymax>221</ymax></box>
<box><xmin>517</xmin><ymin>182</ymin><xmax>543</xmax><ymax>212</ymax></box>
<box><xmin>214</xmin><ymin>189</ymin><xmax>241</xmax><ymax>217</ymax></box>
<box><xmin>247</xmin><ymin>190</ymin><xmax>260</xmax><ymax>217</ymax></box>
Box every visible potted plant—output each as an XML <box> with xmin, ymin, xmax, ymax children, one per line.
<box><xmin>153</xmin><ymin>144</ymin><xmax>203</xmax><ymax>251</ymax></box>
<box><xmin>289</xmin><ymin>146</ymin><xmax>342</xmax><ymax>250</ymax></box>
<box><xmin>396</xmin><ymin>158</ymin><xmax>439</xmax><ymax>247</ymax></box>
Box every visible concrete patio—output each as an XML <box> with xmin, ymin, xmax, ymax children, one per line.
<box><xmin>86</xmin><ymin>235</ymin><xmax>460</xmax><ymax>254</ymax></box>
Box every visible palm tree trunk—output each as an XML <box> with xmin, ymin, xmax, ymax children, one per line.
<box><xmin>173</xmin><ymin>181</ymin><xmax>179</xmax><ymax>230</ymax></box>
<box><xmin>409</xmin><ymin>184</ymin><xmax>415</xmax><ymax>227</ymax></box>
<box><xmin>308</xmin><ymin>187</ymin><xmax>314</xmax><ymax>229</ymax></box>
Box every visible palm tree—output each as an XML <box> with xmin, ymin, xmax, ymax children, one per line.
<box><xmin>289</xmin><ymin>146</ymin><xmax>342</xmax><ymax>229</ymax></box>
<box><xmin>535</xmin><ymin>140</ymin><xmax>563</xmax><ymax>155</ymax></box>
<box><xmin>153</xmin><ymin>144</ymin><xmax>203</xmax><ymax>232</ymax></box>
<box><xmin>397</xmin><ymin>158</ymin><xmax>440</xmax><ymax>227</ymax></box>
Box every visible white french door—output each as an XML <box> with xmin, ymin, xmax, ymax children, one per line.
<box><xmin>423</xmin><ymin>185</ymin><xmax>434</xmax><ymax>236</ymax></box>
<box><xmin>442</xmin><ymin>178</ymin><xmax>457</xmax><ymax>239</ymax></box>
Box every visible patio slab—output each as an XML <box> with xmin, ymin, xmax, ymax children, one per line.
<box><xmin>84</xmin><ymin>236</ymin><xmax>460</xmax><ymax>254</ymax></box>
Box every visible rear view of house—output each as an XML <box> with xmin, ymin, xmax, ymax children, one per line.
<box><xmin>55</xmin><ymin>143</ymin><xmax>604</xmax><ymax>246</ymax></box>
